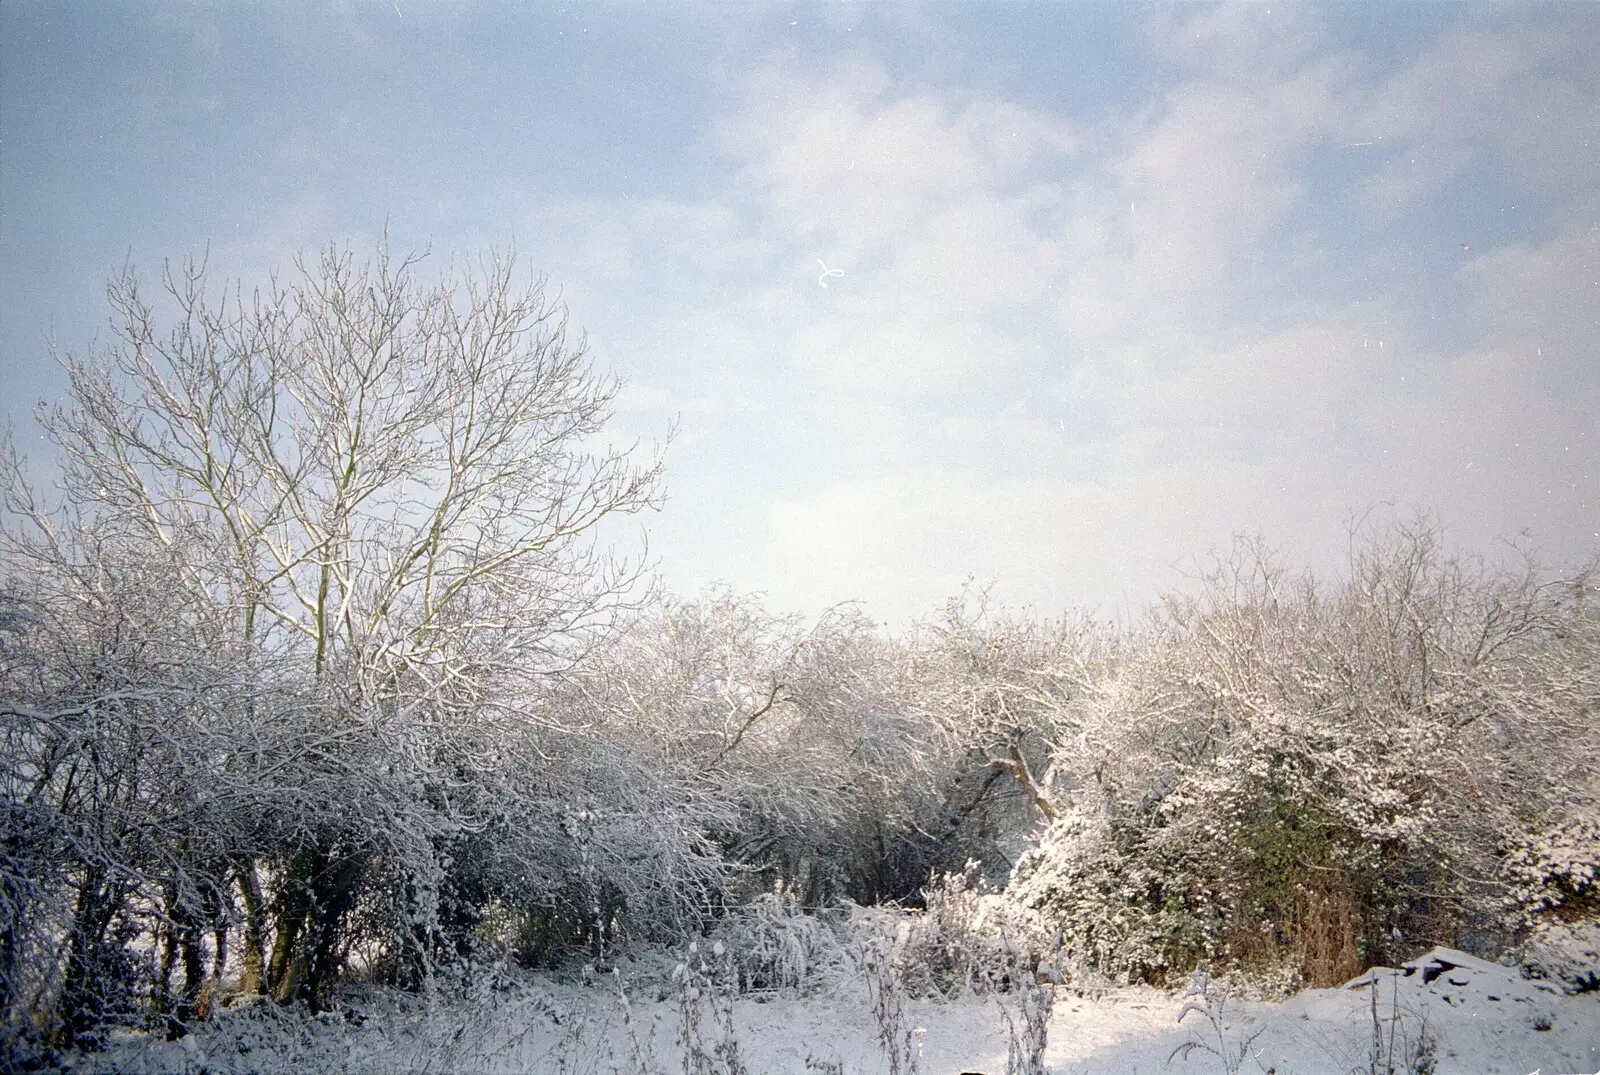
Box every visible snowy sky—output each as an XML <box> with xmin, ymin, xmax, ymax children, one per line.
<box><xmin>2</xmin><ymin>1</ymin><xmax>1597</xmax><ymax>625</ymax></box>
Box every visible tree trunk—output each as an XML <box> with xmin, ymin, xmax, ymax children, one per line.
<box><xmin>151</xmin><ymin>902</ymin><xmax>177</xmax><ymax>1024</ymax></box>
<box><xmin>267</xmin><ymin>849</ymin><xmax>318</xmax><ymax>1004</ymax></box>
<box><xmin>235</xmin><ymin>862</ymin><xmax>266</xmax><ymax>997</ymax></box>
<box><xmin>304</xmin><ymin>852</ymin><xmax>367</xmax><ymax>1011</ymax></box>
<box><xmin>153</xmin><ymin>878</ymin><xmax>207</xmax><ymax>1037</ymax></box>
<box><xmin>267</xmin><ymin>846</ymin><xmax>367</xmax><ymax>1010</ymax></box>
<box><xmin>197</xmin><ymin>922</ymin><xmax>227</xmax><ymax>1020</ymax></box>
<box><xmin>991</xmin><ymin>739</ymin><xmax>1059</xmax><ymax>823</ymax></box>
<box><xmin>175</xmin><ymin>912</ymin><xmax>205</xmax><ymax>1027</ymax></box>
<box><xmin>52</xmin><ymin>866</ymin><xmax>122</xmax><ymax>1050</ymax></box>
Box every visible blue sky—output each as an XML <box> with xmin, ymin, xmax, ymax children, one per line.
<box><xmin>2</xmin><ymin>1</ymin><xmax>1596</xmax><ymax>624</ymax></box>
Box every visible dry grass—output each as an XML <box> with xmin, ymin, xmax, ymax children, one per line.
<box><xmin>1291</xmin><ymin>883</ymin><xmax>1362</xmax><ymax>988</ymax></box>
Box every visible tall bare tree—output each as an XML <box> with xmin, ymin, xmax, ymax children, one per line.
<box><xmin>2</xmin><ymin>241</ymin><xmax>663</xmax><ymax>1021</ymax></box>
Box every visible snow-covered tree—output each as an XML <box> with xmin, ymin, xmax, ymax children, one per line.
<box><xmin>0</xmin><ymin>241</ymin><xmax>663</xmax><ymax>1033</ymax></box>
<box><xmin>536</xmin><ymin>588</ymin><xmax>942</xmax><ymax>921</ymax></box>
<box><xmin>1006</xmin><ymin>524</ymin><xmax>1600</xmax><ymax>986</ymax></box>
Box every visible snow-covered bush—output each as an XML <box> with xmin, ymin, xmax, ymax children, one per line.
<box><xmin>1007</xmin><ymin>806</ymin><xmax>1213</xmax><ymax>985</ymax></box>
<box><xmin>893</xmin><ymin>861</ymin><xmax>1052</xmax><ymax>998</ymax></box>
<box><xmin>6</xmin><ymin>246</ymin><xmax>1595</xmax><ymax>1059</ymax></box>
<box><xmin>1511</xmin><ymin>919</ymin><xmax>1600</xmax><ymax>994</ymax></box>
<box><xmin>1002</xmin><ymin>524</ymin><xmax>1600</xmax><ymax>986</ymax></box>
<box><xmin>706</xmin><ymin>882</ymin><xmax>842</xmax><ymax>995</ymax></box>
<box><xmin>1503</xmin><ymin>803</ymin><xmax>1600</xmax><ymax>924</ymax></box>
<box><xmin>896</xmin><ymin>863</ymin><xmax>993</xmax><ymax>997</ymax></box>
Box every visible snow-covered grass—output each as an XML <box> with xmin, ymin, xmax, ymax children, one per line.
<box><xmin>60</xmin><ymin>940</ymin><xmax>1599</xmax><ymax>1075</ymax></box>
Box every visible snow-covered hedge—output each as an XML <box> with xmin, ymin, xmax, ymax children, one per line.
<box><xmin>1003</xmin><ymin>526</ymin><xmax>1600</xmax><ymax>986</ymax></box>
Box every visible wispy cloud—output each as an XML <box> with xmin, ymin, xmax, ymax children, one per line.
<box><xmin>581</xmin><ymin>4</ymin><xmax>1598</xmax><ymax>621</ymax></box>
<box><xmin>5</xmin><ymin>2</ymin><xmax>1594</xmax><ymax>624</ymax></box>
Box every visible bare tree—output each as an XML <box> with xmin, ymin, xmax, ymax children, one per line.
<box><xmin>42</xmin><ymin>242</ymin><xmax>659</xmax><ymax>685</ymax></box>
<box><xmin>545</xmin><ymin>588</ymin><xmax>942</xmax><ymax>920</ymax></box>
<box><xmin>908</xmin><ymin>587</ymin><xmax>1100</xmax><ymax>828</ymax></box>
<box><xmin>1</xmin><ymin>240</ymin><xmax>663</xmax><ymax>1027</ymax></box>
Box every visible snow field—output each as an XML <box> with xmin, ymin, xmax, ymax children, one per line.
<box><xmin>73</xmin><ymin>944</ymin><xmax>1598</xmax><ymax>1075</ymax></box>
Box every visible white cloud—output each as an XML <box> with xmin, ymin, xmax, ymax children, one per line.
<box><xmin>721</xmin><ymin>54</ymin><xmax>1077</xmax><ymax>258</ymax></box>
<box><xmin>1463</xmin><ymin>229</ymin><xmax>1600</xmax><ymax>358</ymax></box>
<box><xmin>1359</xmin><ymin>16</ymin><xmax>1600</xmax><ymax>210</ymax></box>
<box><xmin>499</xmin><ymin>6</ymin><xmax>1600</xmax><ymax>623</ymax></box>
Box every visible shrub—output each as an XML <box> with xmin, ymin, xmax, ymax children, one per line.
<box><xmin>1001</xmin><ymin>524</ymin><xmax>1600</xmax><ymax>986</ymax></box>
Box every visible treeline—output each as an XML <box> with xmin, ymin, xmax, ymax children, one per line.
<box><xmin>1</xmin><ymin>245</ymin><xmax>1595</xmax><ymax>1058</ymax></box>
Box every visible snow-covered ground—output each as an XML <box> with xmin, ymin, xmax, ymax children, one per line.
<box><xmin>70</xmin><ymin>943</ymin><xmax>1599</xmax><ymax>1075</ymax></box>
